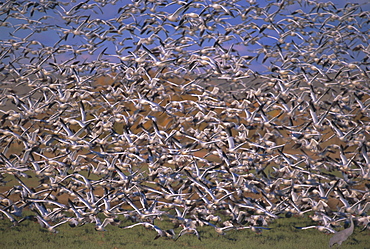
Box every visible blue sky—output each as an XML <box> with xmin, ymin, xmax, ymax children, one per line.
<box><xmin>1</xmin><ymin>0</ymin><xmax>369</xmax><ymax>74</ymax></box>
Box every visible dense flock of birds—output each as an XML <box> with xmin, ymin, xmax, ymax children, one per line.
<box><xmin>0</xmin><ymin>0</ymin><xmax>370</xmax><ymax>246</ymax></box>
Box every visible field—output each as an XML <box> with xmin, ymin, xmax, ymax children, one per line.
<box><xmin>1</xmin><ymin>213</ymin><xmax>368</xmax><ymax>249</ymax></box>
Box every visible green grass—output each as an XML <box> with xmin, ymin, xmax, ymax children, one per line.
<box><xmin>0</xmin><ymin>215</ymin><xmax>368</xmax><ymax>249</ymax></box>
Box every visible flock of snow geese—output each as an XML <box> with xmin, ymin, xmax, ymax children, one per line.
<box><xmin>0</xmin><ymin>0</ymin><xmax>369</xmax><ymax>246</ymax></box>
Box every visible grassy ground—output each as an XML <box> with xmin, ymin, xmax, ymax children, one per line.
<box><xmin>0</xmin><ymin>214</ymin><xmax>368</xmax><ymax>249</ymax></box>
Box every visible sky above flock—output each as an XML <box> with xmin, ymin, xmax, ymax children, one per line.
<box><xmin>1</xmin><ymin>0</ymin><xmax>369</xmax><ymax>73</ymax></box>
